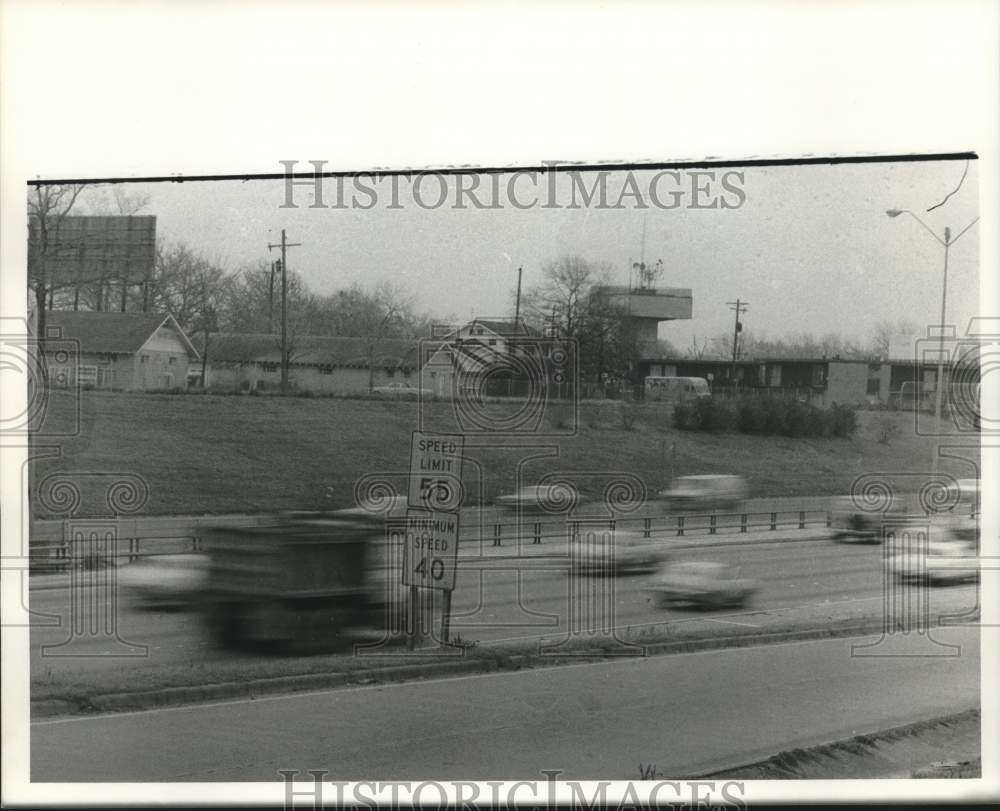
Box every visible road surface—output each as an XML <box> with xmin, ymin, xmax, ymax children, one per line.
<box><xmin>27</xmin><ymin>532</ymin><xmax>979</xmax><ymax>676</ymax></box>
<box><xmin>31</xmin><ymin>626</ymin><xmax>980</xmax><ymax>781</ymax></box>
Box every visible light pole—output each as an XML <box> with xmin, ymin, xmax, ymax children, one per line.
<box><xmin>886</xmin><ymin>208</ymin><xmax>979</xmax><ymax>478</ymax></box>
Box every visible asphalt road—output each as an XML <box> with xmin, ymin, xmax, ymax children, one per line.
<box><xmin>27</xmin><ymin>532</ymin><xmax>979</xmax><ymax>672</ymax></box>
<box><xmin>30</xmin><ymin>625</ymin><xmax>980</xmax><ymax>781</ymax></box>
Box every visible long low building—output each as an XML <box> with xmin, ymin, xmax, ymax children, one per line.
<box><xmin>639</xmin><ymin>355</ymin><xmax>980</xmax><ymax>409</ymax></box>
<box><xmin>196</xmin><ymin>333</ymin><xmax>421</xmax><ymax>395</ymax></box>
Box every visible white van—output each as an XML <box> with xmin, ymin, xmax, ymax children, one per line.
<box><xmin>644</xmin><ymin>376</ymin><xmax>711</xmax><ymax>404</ymax></box>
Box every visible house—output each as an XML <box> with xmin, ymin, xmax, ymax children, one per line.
<box><xmin>198</xmin><ymin>333</ymin><xmax>421</xmax><ymax>394</ymax></box>
<box><xmin>418</xmin><ymin>318</ymin><xmax>573</xmax><ymax>399</ymax></box>
<box><xmin>42</xmin><ymin>311</ymin><xmax>199</xmax><ymax>390</ymax></box>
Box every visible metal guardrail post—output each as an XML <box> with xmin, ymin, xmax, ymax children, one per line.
<box><xmin>532</xmin><ymin>522</ymin><xmax>541</xmax><ymax>544</ymax></box>
<box><xmin>643</xmin><ymin>517</ymin><xmax>651</xmax><ymax>538</ymax></box>
<box><xmin>493</xmin><ymin>524</ymin><xmax>502</xmax><ymax>547</ymax></box>
<box><xmin>799</xmin><ymin>511</ymin><xmax>806</xmax><ymax>530</ymax></box>
<box><xmin>709</xmin><ymin>515</ymin><xmax>717</xmax><ymax>535</ymax></box>
<box><xmin>770</xmin><ymin>512</ymin><xmax>777</xmax><ymax>531</ymax></box>
<box><xmin>826</xmin><ymin>511</ymin><xmax>832</xmax><ymax>528</ymax></box>
<box><xmin>740</xmin><ymin>513</ymin><xmax>747</xmax><ymax>533</ymax></box>
<box><xmin>677</xmin><ymin>516</ymin><xmax>684</xmax><ymax>537</ymax></box>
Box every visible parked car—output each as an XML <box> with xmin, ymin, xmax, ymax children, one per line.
<box><xmin>828</xmin><ymin>495</ymin><xmax>909</xmax><ymax>543</ymax></box>
<box><xmin>889</xmin><ymin>515</ymin><xmax>979</xmax><ymax>585</ymax></box>
<box><xmin>371</xmin><ymin>382</ymin><xmax>432</xmax><ymax>400</ymax></box>
<box><xmin>644</xmin><ymin>376</ymin><xmax>711</xmax><ymax>404</ymax></box>
<box><xmin>645</xmin><ymin>561</ymin><xmax>758</xmax><ymax>609</ymax></box>
<box><xmin>118</xmin><ymin>553</ymin><xmax>211</xmax><ymax>610</ymax></box>
<box><xmin>571</xmin><ymin>530</ymin><xmax>670</xmax><ymax>575</ymax></box>
<box><xmin>656</xmin><ymin>475</ymin><xmax>748</xmax><ymax>513</ymax></box>
<box><xmin>495</xmin><ymin>484</ymin><xmax>582</xmax><ymax>514</ymax></box>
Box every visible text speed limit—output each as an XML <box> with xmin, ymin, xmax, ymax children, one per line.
<box><xmin>402</xmin><ymin>510</ymin><xmax>459</xmax><ymax>591</ymax></box>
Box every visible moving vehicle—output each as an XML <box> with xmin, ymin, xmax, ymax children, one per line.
<box><xmin>495</xmin><ymin>484</ymin><xmax>582</xmax><ymax>514</ymax></box>
<box><xmin>828</xmin><ymin>495</ymin><xmax>909</xmax><ymax>543</ymax></box>
<box><xmin>889</xmin><ymin>516</ymin><xmax>979</xmax><ymax>585</ymax></box>
<box><xmin>657</xmin><ymin>474</ymin><xmax>747</xmax><ymax>513</ymax></box>
<box><xmin>119</xmin><ymin>553</ymin><xmax>210</xmax><ymax>610</ymax></box>
<box><xmin>644</xmin><ymin>376</ymin><xmax>711</xmax><ymax>404</ymax></box>
<box><xmin>202</xmin><ymin>511</ymin><xmax>406</xmax><ymax>652</ymax></box>
<box><xmin>945</xmin><ymin>478</ymin><xmax>980</xmax><ymax>516</ymax></box>
<box><xmin>571</xmin><ymin>529</ymin><xmax>670</xmax><ymax>575</ymax></box>
<box><xmin>645</xmin><ymin>561</ymin><xmax>758</xmax><ymax>609</ymax></box>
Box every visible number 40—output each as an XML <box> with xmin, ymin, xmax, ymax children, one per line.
<box><xmin>415</xmin><ymin>557</ymin><xmax>445</xmax><ymax>580</ymax></box>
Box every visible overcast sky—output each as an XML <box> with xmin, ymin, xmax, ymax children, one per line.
<box><xmin>76</xmin><ymin>157</ymin><xmax>979</xmax><ymax>352</ymax></box>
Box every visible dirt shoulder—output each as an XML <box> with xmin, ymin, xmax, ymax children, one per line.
<box><xmin>704</xmin><ymin>710</ymin><xmax>980</xmax><ymax>779</ymax></box>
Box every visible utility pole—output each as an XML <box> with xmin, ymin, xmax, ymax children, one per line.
<box><xmin>267</xmin><ymin>229</ymin><xmax>301</xmax><ymax>392</ymax></box>
<box><xmin>513</xmin><ymin>266</ymin><xmax>523</xmax><ymax>331</ymax></box>
<box><xmin>268</xmin><ymin>260</ymin><xmax>279</xmax><ymax>334</ymax></box>
<box><xmin>727</xmin><ymin>299</ymin><xmax>748</xmax><ymax>389</ymax></box>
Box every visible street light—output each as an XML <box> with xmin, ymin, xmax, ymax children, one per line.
<box><xmin>886</xmin><ymin>208</ymin><xmax>979</xmax><ymax>479</ymax></box>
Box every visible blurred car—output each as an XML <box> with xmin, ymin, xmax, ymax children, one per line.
<box><xmin>495</xmin><ymin>484</ymin><xmax>582</xmax><ymax>514</ymax></box>
<box><xmin>118</xmin><ymin>553</ymin><xmax>210</xmax><ymax>610</ymax></box>
<box><xmin>645</xmin><ymin>561</ymin><xmax>758</xmax><ymax>609</ymax></box>
<box><xmin>656</xmin><ymin>475</ymin><xmax>747</xmax><ymax>513</ymax></box>
<box><xmin>945</xmin><ymin>478</ymin><xmax>980</xmax><ymax>516</ymax></box>
<box><xmin>340</xmin><ymin>493</ymin><xmax>409</xmax><ymax>518</ymax></box>
<box><xmin>571</xmin><ymin>530</ymin><xmax>670</xmax><ymax>575</ymax></box>
<box><xmin>370</xmin><ymin>382</ymin><xmax>432</xmax><ymax>400</ymax></box>
<box><xmin>890</xmin><ymin>516</ymin><xmax>979</xmax><ymax>585</ymax></box>
<box><xmin>828</xmin><ymin>495</ymin><xmax>909</xmax><ymax>543</ymax></box>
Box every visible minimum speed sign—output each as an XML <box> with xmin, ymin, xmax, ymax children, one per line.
<box><xmin>402</xmin><ymin>510</ymin><xmax>459</xmax><ymax>591</ymax></box>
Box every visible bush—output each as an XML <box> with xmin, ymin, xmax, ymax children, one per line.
<box><xmin>620</xmin><ymin>401</ymin><xmax>638</xmax><ymax>431</ymax></box>
<box><xmin>738</xmin><ymin>398</ymin><xmax>768</xmax><ymax>433</ymax></box>
<box><xmin>673</xmin><ymin>402</ymin><xmax>700</xmax><ymax>430</ymax></box>
<box><xmin>830</xmin><ymin>403</ymin><xmax>858</xmax><ymax>437</ymax></box>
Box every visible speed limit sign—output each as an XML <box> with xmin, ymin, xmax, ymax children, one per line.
<box><xmin>402</xmin><ymin>509</ymin><xmax>459</xmax><ymax>591</ymax></box>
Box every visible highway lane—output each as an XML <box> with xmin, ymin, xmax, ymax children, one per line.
<box><xmin>27</xmin><ymin>533</ymin><xmax>979</xmax><ymax>675</ymax></box>
<box><xmin>30</xmin><ymin>626</ymin><xmax>981</xmax><ymax>781</ymax></box>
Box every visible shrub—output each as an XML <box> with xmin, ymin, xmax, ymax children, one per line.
<box><xmin>830</xmin><ymin>403</ymin><xmax>858</xmax><ymax>437</ymax></box>
<box><xmin>875</xmin><ymin>413</ymin><xmax>900</xmax><ymax>444</ymax></box>
<box><xmin>620</xmin><ymin>401</ymin><xmax>638</xmax><ymax>431</ymax></box>
<box><xmin>738</xmin><ymin>398</ymin><xmax>768</xmax><ymax>433</ymax></box>
<box><xmin>673</xmin><ymin>402</ymin><xmax>700</xmax><ymax>430</ymax></box>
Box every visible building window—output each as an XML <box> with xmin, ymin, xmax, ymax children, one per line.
<box><xmin>140</xmin><ymin>355</ymin><xmax>149</xmax><ymax>364</ymax></box>
<box><xmin>488</xmin><ymin>339</ymin><xmax>497</xmax><ymax>346</ymax></box>
<box><xmin>811</xmin><ymin>364</ymin><xmax>827</xmax><ymax>387</ymax></box>
<box><xmin>78</xmin><ymin>366</ymin><xmax>98</xmax><ymax>386</ymax></box>
<box><xmin>168</xmin><ymin>356</ymin><xmax>177</xmax><ymax>365</ymax></box>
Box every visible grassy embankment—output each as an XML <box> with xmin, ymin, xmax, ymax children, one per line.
<box><xmin>31</xmin><ymin>390</ymin><xmax>979</xmax><ymax>517</ymax></box>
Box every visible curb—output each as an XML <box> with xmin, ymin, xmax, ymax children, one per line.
<box><xmin>31</xmin><ymin>618</ymin><xmax>909</xmax><ymax>720</ymax></box>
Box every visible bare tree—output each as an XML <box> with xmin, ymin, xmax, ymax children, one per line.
<box><xmin>27</xmin><ymin>184</ymin><xmax>90</xmax><ymax>350</ymax></box>
<box><xmin>355</xmin><ymin>282</ymin><xmax>414</xmax><ymax>392</ymax></box>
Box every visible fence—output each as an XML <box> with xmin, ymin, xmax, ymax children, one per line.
<box><xmin>26</xmin><ymin>508</ymin><xmax>840</xmax><ymax>572</ymax></box>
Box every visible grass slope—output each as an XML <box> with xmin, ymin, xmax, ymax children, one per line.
<box><xmin>31</xmin><ymin>391</ymin><xmax>979</xmax><ymax>517</ymax></box>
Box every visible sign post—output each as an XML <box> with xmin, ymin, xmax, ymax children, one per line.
<box><xmin>405</xmin><ymin>432</ymin><xmax>464</xmax><ymax>647</ymax></box>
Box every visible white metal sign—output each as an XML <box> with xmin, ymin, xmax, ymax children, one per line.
<box><xmin>408</xmin><ymin>431</ymin><xmax>464</xmax><ymax>512</ymax></box>
<box><xmin>402</xmin><ymin>510</ymin><xmax>459</xmax><ymax>591</ymax></box>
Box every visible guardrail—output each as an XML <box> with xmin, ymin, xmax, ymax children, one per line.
<box><xmin>27</xmin><ymin>504</ymin><xmax>974</xmax><ymax>572</ymax></box>
<box><xmin>26</xmin><ymin>508</ymin><xmax>836</xmax><ymax>571</ymax></box>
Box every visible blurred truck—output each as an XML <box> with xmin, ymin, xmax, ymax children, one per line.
<box><xmin>201</xmin><ymin>511</ymin><xmax>407</xmax><ymax>653</ymax></box>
